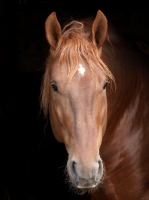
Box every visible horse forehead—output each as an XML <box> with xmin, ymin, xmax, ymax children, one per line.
<box><xmin>72</xmin><ymin>67</ymin><xmax>95</xmax><ymax>84</ymax></box>
<box><xmin>78</xmin><ymin>64</ymin><xmax>86</xmax><ymax>76</ymax></box>
<box><xmin>51</xmin><ymin>62</ymin><xmax>87</xmax><ymax>80</ymax></box>
<box><xmin>50</xmin><ymin>61</ymin><xmax>106</xmax><ymax>89</ymax></box>
<box><xmin>74</xmin><ymin>64</ymin><xmax>106</xmax><ymax>85</ymax></box>
<box><xmin>70</xmin><ymin>71</ymin><xmax>106</xmax><ymax>99</ymax></box>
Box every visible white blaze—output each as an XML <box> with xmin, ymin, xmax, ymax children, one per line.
<box><xmin>78</xmin><ymin>64</ymin><xmax>85</xmax><ymax>76</ymax></box>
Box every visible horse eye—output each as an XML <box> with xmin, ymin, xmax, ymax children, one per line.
<box><xmin>51</xmin><ymin>82</ymin><xmax>58</xmax><ymax>92</ymax></box>
<box><xmin>103</xmin><ymin>81</ymin><xmax>108</xmax><ymax>90</ymax></box>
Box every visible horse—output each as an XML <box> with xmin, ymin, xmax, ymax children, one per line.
<box><xmin>40</xmin><ymin>10</ymin><xmax>149</xmax><ymax>200</ymax></box>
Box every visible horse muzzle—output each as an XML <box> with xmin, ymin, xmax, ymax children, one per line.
<box><xmin>67</xmin><ymin>157</ymin><xmax>104</xmax><ymax>189</ymax></box>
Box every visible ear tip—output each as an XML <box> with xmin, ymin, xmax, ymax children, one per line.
<box><xmin>97</xmin><ymin>10</ymin><xmax>102</xmax><ymax>13</ymax></box>
<box><xmin>97</xmin><ymin>10</ymin><xmax>106</xmax><ymax>18</ymax></box>
<box><xmin>51</xmin><ymin>12</ymin><xmax>56</xmax><ymax>17</ymax></box>
<box><xmin>45</xmin><ymin>12</ymin><xmax>57</xmax><ymax>29</ymax></box>
<box><xmin>48</xmin><ymin>12</ymin><xmax>57</xmax><ymax>21</ymax></box>
<box><xmin>46</xmin><ymin>11</ymin><xmax>57</xmax><ymax>22</ymax></box>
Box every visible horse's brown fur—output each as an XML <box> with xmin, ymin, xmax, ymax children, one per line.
<box><xmin>41</xmin><ymin>10</ymin><xmax>149</xmax><ymax>200</ymax></box>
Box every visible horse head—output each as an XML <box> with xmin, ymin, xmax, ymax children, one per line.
<box><xmin>42</xmin><ymin>10</ymin><xmax>114</xmax><ymax>192</ymax></box>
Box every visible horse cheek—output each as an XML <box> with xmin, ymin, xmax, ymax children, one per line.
<box><xmin>49</xmin><ymin>97</ymin><xmax>64</xmax><ymax>143</ymax></box>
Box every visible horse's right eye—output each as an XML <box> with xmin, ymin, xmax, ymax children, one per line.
<box><xmin>51</xmin><ymin>82</ymin><xmax>58</xmax><ymax>92</ymax></box>
<box><xmin>103</xmin><ymin>80</ymin><xmax>108</xmax><ymax>90</ymax></box>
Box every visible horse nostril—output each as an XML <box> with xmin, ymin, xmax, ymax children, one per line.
<box><xmin>71</xmin><ymin>161</ymin><xmax>78</xmax><ymax>178</ymax></box>
<box><xmin>98</xmin><ymin>159</ymin><xmax>102</xmax><ymax>167</ymax></box>
<box><xmin>72</xmin><ymin>161</ymin><xmax>76</xmax><ymax>174</ymax></box>
<box><xmin>70</xmin><ymin>161</ymin><xmax>79</xmax><ymax>183</ymax></box>
<box><xmin>98</xmin><ymin>159</ymin><xmax>104</xmax><ymax>175</ymax></box>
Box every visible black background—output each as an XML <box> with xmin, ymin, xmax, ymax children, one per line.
<box><xmin>1</xmin><ymin>1</ymin><xmax>149</xmax><ymax>200</ymax></box>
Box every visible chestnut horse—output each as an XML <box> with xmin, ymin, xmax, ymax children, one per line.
<box><xmin>41</xmin><ymin>10</ymin><xmax>149</xmax><ymax>200</ymax></box>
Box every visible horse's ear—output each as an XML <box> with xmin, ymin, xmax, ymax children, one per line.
<box><xmin>45</xmin><ymin>12</ymin><xmax>62</xmax><ymax>49</ymax></box>
<box><xmin>92</xmin><ymin>10</ymin><xmax>108</xmax><ymax>47</ymax></box>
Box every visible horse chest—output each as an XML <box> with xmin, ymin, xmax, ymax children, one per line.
<box><xmin>98</xmin><ymin>97</ymin><xmax>149</xmax><ymax>200</ymax></box>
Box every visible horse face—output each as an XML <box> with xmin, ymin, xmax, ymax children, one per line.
<box><xmin>49</xmin><ymin>60</ymin><xmax>108</xmax><ymax>191</ymax></box>
<box><xmin>43</xmin><ymin>9</ymin><xmax>110</xmax><ymax>192</ymax></box>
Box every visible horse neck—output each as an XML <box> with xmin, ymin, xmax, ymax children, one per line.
<box><xmin>102</xmin><ymin>29</ymin><xmax>149</xmax><ymax>127</ymax></box>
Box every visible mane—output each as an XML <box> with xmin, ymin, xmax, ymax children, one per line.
<box><xmin>41</xmin><ymin>19</ymin><xmax>115</xmax><ymax>117</ymax></box>
<box><xmin>55</xmin><ymin>20</ymin><xmax>114</xmax><ymax>82</ymax></box>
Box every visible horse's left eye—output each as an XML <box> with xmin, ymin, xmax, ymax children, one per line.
<box><xmin>103</xmin><ymin>81</ymin><xmax>108</xmax><ymax>90</ymax></box>
<box><xmin>51</xmin><ymin>82</ymin><xmax>58</xmax><ymax>92</ymax></box>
